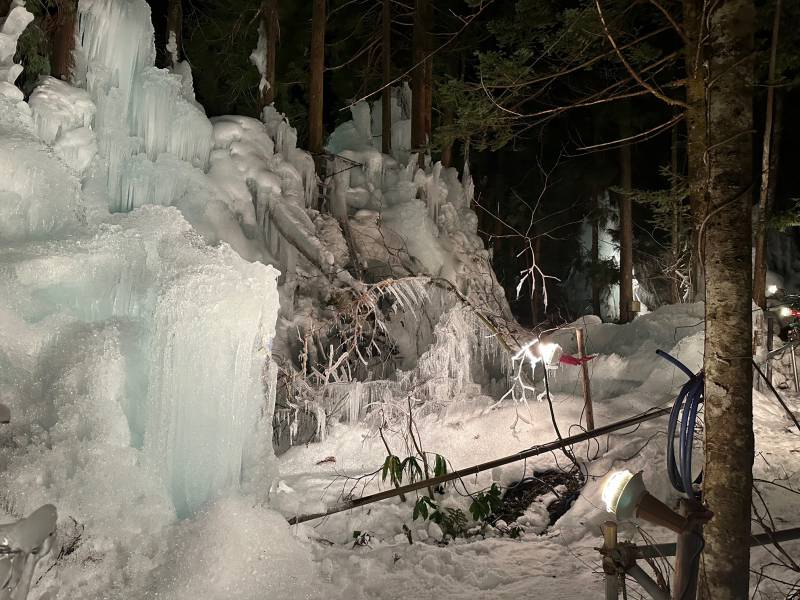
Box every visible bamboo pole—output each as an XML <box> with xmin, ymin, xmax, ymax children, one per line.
<box><xmin>634</xmin><ymin>526</ymin><xmax>800</xmax><ymax>560</ymax></box>
<box><xmin>288</xmin><ymin>406</ymin><xmax>671</xmax><ymax>524</ymax></box>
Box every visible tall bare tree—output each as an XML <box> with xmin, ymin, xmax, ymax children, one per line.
<box><xmin>698</xmin><ymin>0</ymin><xmax>755</xmax><ymax>598</ymax></box>
<box><xmin>308</xmin><ymin>0</ymin><xmax>326</xmax><ymax>161</ymax></box>
<box><xmin>410</xmin><ymin>0</ymin><xmax>432</xmax><ymax>163</ymax></box>
<box><xmin>670</xmin><ymin>123</ymin><xmax>682</xmax><ymax>304</ymax></box>
<box><xmin>753</xmin><ymin>0</ymin><xmax>783</xmax><ymax>308</ymax></box>
<box><xmin>257</xmin><ymin>0</ymin><xmax>279</xmax><ymax>110</ymax></box>
<box><xmin>381</xmin><ymin>0</ymin><xmax>391</xmax><ymax>155</ymax></box>
<box><xmin>618</xmin><ymin>112</ymin><xmax>634</xmax><ymax>323</ymax></box>
<box><xmin>683</xmin><ymin>0</ymin><xmax>708</xmax><ymax>302</ymax></box>
<box><xmin>51</xmin><ymin>0</ymin><xmax>78</xmax><ymax>81</ymax></box>
<box><xmin>166</xmin><ymin>0</ymin><xmax>183</xmax><ymax>68</ymax></box>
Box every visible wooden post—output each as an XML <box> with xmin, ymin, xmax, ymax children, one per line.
<box><xmin>575</xmin><ymin>327</ymin><xmax>595</xmax><ymax>430</ymax></box>
<box><xmin>601</xmin><ymin>521</ymin><xmax>619</xmax><ymax>600</ymax></box>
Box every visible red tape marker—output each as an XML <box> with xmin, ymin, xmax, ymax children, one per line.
<box><xmin>559</xmin><ymin>353</ymin><xmax>596</xmax><ymax>366</ymax></box>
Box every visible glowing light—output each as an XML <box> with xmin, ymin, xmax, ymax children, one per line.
<box><xmin>537</xmin><ymin>342</ymin><xmax>559</xmax><ymax>365</ymax></box>
<box><xmin>780</xmin><ymin>307</ymin><xmax>793</xmax><ymax>318</ymax></box>
<box><xmin>767</xmin><ymin>284</ymin><xmax>779</xmax><ymax>296</ymax></box>
<box><xmin>513</xmin><ymin>339</ymin><xmax>541</xmax><ymax>369</ymax></box>
<box><xmin>602</xmin><ymin>470</ymin><xmax>634</xmax><ymax>514</ymax></box>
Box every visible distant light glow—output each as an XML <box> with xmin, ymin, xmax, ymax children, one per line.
<box><xmin>780</xmin><ymin>307</ymin><xmax>793</xmax><ymax>318</ymax></box>
<box><xmin>602</xmin><ymin>470</ymin><xmax>634</xmax><ymax>514</ymax></box>
<box><xmin>767</xmin><ymin>284</ymin><xmax>779</xmax><ymax>296</ymax></box>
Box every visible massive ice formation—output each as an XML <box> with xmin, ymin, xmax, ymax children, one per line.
<box><xmin>2</xmin><ymin>0</ymin><xmax>281</xmax><ymax>524</ymax></box>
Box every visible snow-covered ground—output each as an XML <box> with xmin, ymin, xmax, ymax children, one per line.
<box><xmin>273</xmin><ymin>305</ymin><xmax>800</xmax><ymax>599</ymax></box>
<box><xmin>1</xmin><ymin>1</ymin><xmax>799</xmax><ymax>599</ymax></box>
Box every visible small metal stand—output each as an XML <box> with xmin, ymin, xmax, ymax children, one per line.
<box><xmin>599</xmin><ymin>521</ymin><xmax>669</xmax><ymax>600</ymax></box>
<box><xmin>598</xmin><ymin>502</ymin><xmax>711</xmax><ymax>600</ymax></box>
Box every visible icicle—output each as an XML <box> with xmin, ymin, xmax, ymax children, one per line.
<box><xmin>348</xmin><ymin>382</ymin><xmax>362</xmax><ymax>424</ymax></box>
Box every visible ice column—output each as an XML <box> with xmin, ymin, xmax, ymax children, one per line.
<box><xmin>147</xmin><ymin>256</ymin><xmax>280</xmax><ymax>516</ymax></box>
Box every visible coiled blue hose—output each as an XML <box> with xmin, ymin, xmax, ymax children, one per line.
<box><xmin>656</xmin><ymin>349</ymin><xmax>703</xmax><ymax>499</ymax></box>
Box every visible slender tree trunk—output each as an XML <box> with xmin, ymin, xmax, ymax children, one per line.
<box><xmin>531</xmin><ymin>233</ymin><xmax>543</xmax><ymax>324</ymax></box>
<box><xmin>410</xmin><ymin>0</ymin><xmax>432</xmax><ymax>165</ymax></box>
<box><xmin>441</xmin><ymin>106</ymin><xmax>454</xmax><ymax>168</ymax></box>
<box><xmin>671</xmin><ymin>123</ymin><xmax>682</xmax><ymax>304</ymax></box>
<box><xmin>257</xmin><ymin>0</ymin><xmax>279</xmax><ymax>110</ymax></box>
<box><xmin>381</xmin><ymin>0</ymin><xmax>392</xmax><ymax>155</ymax></box>
<box><xmin>767</xmin><ymin>90</ymin><xmax>783</xmax><ymax>213</ymax></box>
<box><xmin>698</xmin><ymin>1</ymin><xmax>755</xmax><ymax>599</ymax></box>
<box><xmin>753</xmin><ymin>0</ymin><xmax>782</xmax><ymax>308</ymax></box>
<box><xmin>618</xmin><ymin>115</ymin><xmax>634</xmax><ymax>323</ymax></box>
<box><xmin>308</xmin><ymin>0</ymin><xmax>326</xmax><ymax>160</ymax></box>
<box><xmin>166</xmin><ymin>0</ymin><xmax>183</xmax><ymax>68</ymax></box>
<box><xmin>51</xmin><ymin>0</ymin><xmax>78</xmax><ymax>81</ymax></box>
<box><xmin>683</xmin><ymin>0</ymin><xmax>708</xmax><ymax>302</ymax></box>
<box><xmin>591</xmin><ymin>191</ymin><xmax>602</xmax><ymax>318</ymax></box>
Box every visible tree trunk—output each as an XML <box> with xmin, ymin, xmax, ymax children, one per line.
<box><xmin>51</xmin><ymin>0</ymin><xmax>78</xmax><ymax>81</ymax></box>
<box><xmin>308</xmin><ymin>0</ymin><xmax>326</xmax><ymax>160</ymax></box>
<box><xmin>752</xmin><ymin>0</ymin><xmax>782</xmax><ymax>308</ymax></box>
<box><xmin>670</xmin><ymin>123</ymin><xmax>682</xmax><ymax>304</ymax></box>
<box><xmin>683</xmin><ymin>0</ymin><xmax>708</xmax><ymax>302</ymax></box>
<box><xmin>410</xmin><ymin>0</ymin><xmax>432</xmax><ymax>165</ymax></box>
<box><xmin>257</xmin><ymin>0</ymin><xmax>279</xmax><ymax>110</ymax></box>
<box><xmin>698</xmin><ymin>1</ymin><xmax>755</xmax><ymax>599</ymax></box>
<box><xmin>166</xmin><ymin>0</ymin><xmax>183</xmax><ymax>68</ymax></box>
<box><xmin>591</xmin><ymin>191</ymin><xmax>602</xmax><ymax>318</ymax></box>
<box><xmin>381</xmin><ymin>0</ymin><xmax>391</xmax><ymax>155</ymax></box>
<box><xmin>618</xmin><ymin>115</ymin><xmax>634</xmax><ymax>323</ymax></box>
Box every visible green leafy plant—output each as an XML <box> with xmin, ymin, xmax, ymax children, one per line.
<box><xmin>381</xmin><ymin>454</ymin><xmax>403</xmax><ymax>487</ymax></box>
<box><xmin>469</xmin><ymin>484</ymin><xmax>503</xmax><ymax>522</ymax></box>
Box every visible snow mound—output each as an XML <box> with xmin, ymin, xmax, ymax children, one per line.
<box><xmin>148</xmin><ymin>497</ymin><xmax>317</xmax><ymax>600</ymax></box>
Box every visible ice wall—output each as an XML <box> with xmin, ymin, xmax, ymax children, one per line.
<box><xmin>73</xmin><ymin>0</ymin><xmax>213</xmax><ymax>208</ymax></box>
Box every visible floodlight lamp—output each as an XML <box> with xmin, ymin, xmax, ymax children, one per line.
<box><xmin>767</xmin><ymin>284</ymin><xmax>779</xmax><ymax>296</ymax></box>
<box><xmin>602</xmin><ymin>470</ymin><xmax>688</xmax><ymax>534</ymax></box>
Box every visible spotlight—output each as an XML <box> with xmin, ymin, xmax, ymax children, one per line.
<box><xmin>767</xmin><ymin>284</ymin><xmax>779</xmax><ymax>296</ymax></box>
<box><xmin>602</xmin><ymin>470</ymin><xmax>687</xmax><ymax>533</ymax></box>
<box><xmin>780</xmin><ymin>306</ymin><xmax>794</xmax><ymax>318</ymax></box>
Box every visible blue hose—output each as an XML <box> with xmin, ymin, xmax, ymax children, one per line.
<box><xmin>656</xmin><ymin>349</ymin><xmax>703</xmax><ymax>499</ymax></box>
